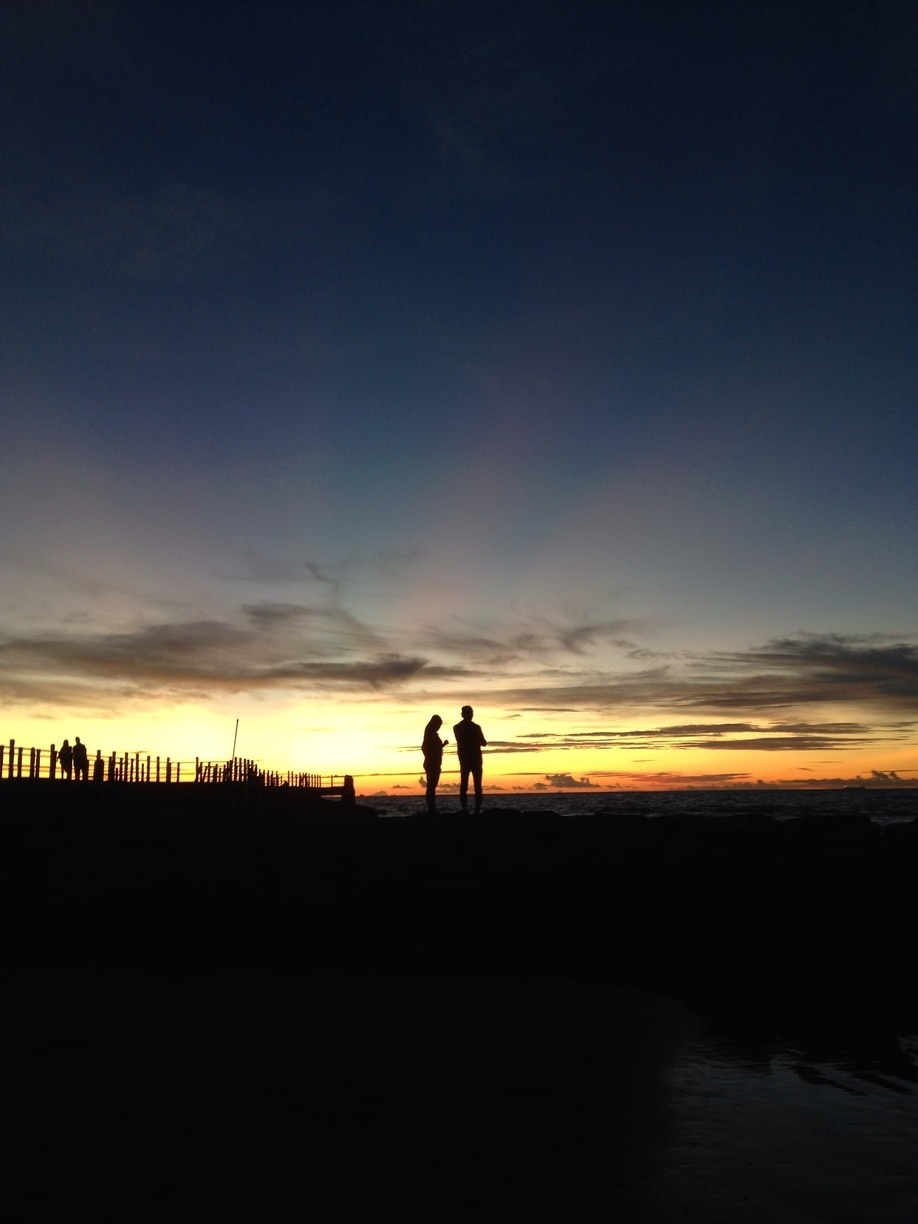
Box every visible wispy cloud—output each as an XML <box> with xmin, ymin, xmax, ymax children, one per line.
<box><xmin>423</xmin><ymin>614</ymin><xmax>649</xmax><ymax>667</ymax></box>
<box><xmin>490</xmin><ymin>719</ymin><xmax>907</xmax><ymax>756</ymax></box>
<box><xmin>6</xmin><ymin>180</ymin><xmax>240</xmax><ymax>280</ymax></box>
<box><xmin>2</xmin><ymin>589</ymin><xmax>916</xmax><ymax>767</ymax></box>
<box><xmin>579</xmin><ymin>769</ymin><xmax>918</xmax><ymax>790</ymax></box>
<box><xmin>221</xmin><ymin>553</ymin><xmax>350</xmax><ymax>589</ymax></box>
<box><xmin>0</xmin><ymin>601</ymin><xmax>432</xmax><ymax>707</ymax></box>
<box><xmin>475</xmin><ymin>633</ymin><xmax>918</xmax><ymax>716</ymax></box>
<box><xmin>376</xmin><ymin>1</ymin><xmax>576</xmax><ymax>195</ymax></box>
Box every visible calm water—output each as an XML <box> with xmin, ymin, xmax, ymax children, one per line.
<box><xmin>368</xmin><ymin>786</ymin><xmax>917</xmax><ymax>825</ymax></box>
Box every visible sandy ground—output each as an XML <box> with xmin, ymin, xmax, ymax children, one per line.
<box><xmin>8</xmin><ymin>963</ymin><xmax>916</xmax><ymax>1222</ymax></box>
<box><xmin>8</xmin><ymin>964</ymin><xmax>694</xmax><ymax>1221</ymax></box>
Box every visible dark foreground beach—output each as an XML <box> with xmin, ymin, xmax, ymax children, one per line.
<box><xmin>4</xmin><ymin>784</ymin><xmax>917</xmax><ymax>1221</ymax></box>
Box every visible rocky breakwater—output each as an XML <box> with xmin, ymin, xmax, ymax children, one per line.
<box><xmin>3</xmin><ymin>787</ymin><xmax>916</xmax><ymax>1010</ymax></box>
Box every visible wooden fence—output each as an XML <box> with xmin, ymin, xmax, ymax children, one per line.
<box><xmin>0</xmin><ymin>739</ymin><xmax>354</xmax><ymax>800</ymax></box>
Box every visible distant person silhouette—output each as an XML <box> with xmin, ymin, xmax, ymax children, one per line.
<box><xmin>422</xmin><ymin>715</ymin><xmax>448</xmax><ymax>812</ymax></box>
<box><xmin>58</xmin><ymin>739</ymin><xmax>73</xmax><ymax>781</ymax></box>
<box><xmin>453</xmin><ymin>705</ymin><xmax>486</xmax><ymax>814</ymax></box>
<box><xmin>72</xmin><ymin>737</ymin><xmax>89</xmax><ymax>781</ymax></box>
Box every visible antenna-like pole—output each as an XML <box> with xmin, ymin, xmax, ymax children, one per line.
<box><xmin>231</xmin><ymin>718</ymin><xmax>239</xmax><ymax>762</ymax></box>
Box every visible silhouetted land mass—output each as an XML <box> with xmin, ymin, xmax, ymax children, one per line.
<box><xmin>5</xmin><ymin>784</ymin><xmax>917</xmax><ymax>1220</ymax></box>
<box><xmin>4</xmin><ymin>783</ymin><xmax>916</xmax><ymax>1023</ymax></box>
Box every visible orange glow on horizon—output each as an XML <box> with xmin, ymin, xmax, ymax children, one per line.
<box><xmin>3</xmin><ymin>702</ymin><xmax>914</xmax><ymax>794</ymax></box>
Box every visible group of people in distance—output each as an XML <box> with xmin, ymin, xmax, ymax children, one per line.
<box><xmin>57</xmin><ymin>737</ymin><xmax>89</xmax><ymax>781</ymax></box>
<box><xmin>422</xmin><ymin>705</ymin><xmax>487</xmax><ymax>813</ymax></box>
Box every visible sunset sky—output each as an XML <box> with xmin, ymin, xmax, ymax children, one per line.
<box><xmin>2</xmin><ymin>1</ymin><xmax>916</xmax><ymax>794</ymax></box>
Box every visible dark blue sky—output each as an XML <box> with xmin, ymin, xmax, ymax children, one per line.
<box><xmin>2</xmin><ymin>0</ymin><xmax>916</xmax><ymax>785</ymax></box>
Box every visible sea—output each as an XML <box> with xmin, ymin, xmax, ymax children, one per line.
<box><xmin>368</xmin><ymin>786</ymin><xmax>917</xmax><ymax>825</ymax></box>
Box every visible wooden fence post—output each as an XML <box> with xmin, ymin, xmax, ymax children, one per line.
<box><xmin>0</xmin><ymin>740</ymin><xmax>341</xmax><ymax>796</ymax></box>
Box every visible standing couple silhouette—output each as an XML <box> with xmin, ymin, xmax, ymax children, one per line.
<box><xmin>422</xmin><ymin>705</ymin><xmax>487</xmax><ymax>813</ymax></box>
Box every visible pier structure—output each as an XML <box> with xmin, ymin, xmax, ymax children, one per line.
<box><xmin>0</xmin><ymin>738</ymin><xmax>355</xmax><ymax>804</ymax></box>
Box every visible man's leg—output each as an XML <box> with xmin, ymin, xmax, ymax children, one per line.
<box><xmin>459</xmin><ymin>765</ymin><xmax>469</xmax><ymax>811</ymax></box>
<box><xmin>472</xmin><ymin>764</ymin><xmax>483</xmax><ymax>813</ymax></box>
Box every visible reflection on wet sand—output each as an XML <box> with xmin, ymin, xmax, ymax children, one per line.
<box><xmin>659</xmin><ymin>1043</ymin><xmax>918</xmax><ymax>1224</ymax></box>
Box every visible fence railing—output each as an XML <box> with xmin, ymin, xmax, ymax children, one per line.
<box><xmin>0</xmin><ymin>739</ymin><xmax>353</xmax><ymax>798</ymax></box>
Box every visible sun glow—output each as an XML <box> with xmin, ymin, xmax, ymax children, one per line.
<box><xmin>3</xmin><ymin>693</ymin><xmax>914</xmax><ymax>796</ymax></box>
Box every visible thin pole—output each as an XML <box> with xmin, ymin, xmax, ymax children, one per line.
<box><xmin>231</xmin><ymin>718</ymin><xmax>239</xmax><ymax>762</ymax></box>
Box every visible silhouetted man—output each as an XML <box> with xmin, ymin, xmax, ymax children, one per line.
<box><xmin>453</xmin><ymin>705</ymin><xmax>486</xmax><ymax>813</ymax></box>
<box><xmin>72</xmin><ymin>737</ymin><xmax>89</xmax><ymax>782</ymax></box>
<box><xmin>422</xmin><ymin>714</ymin><xmax>447</xmax><ymax>812</ymax></box>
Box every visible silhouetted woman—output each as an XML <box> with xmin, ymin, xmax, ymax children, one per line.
<box><xmin>422</xmin><ymin>715</ymin><xmax>448</xmax><ymax>812</ymax></box>
<box><xmin>58</xmin><ymin>739</ymin><xmax>73</xmax><ymax>781</ymax></box>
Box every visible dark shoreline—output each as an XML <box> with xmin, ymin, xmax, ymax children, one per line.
<box><xmin>6</xmin><ymin>785</ymin><xmax>917</xmax><ymax>1219</ymax></box>
<box><xmin>5</xmin><ymin>784</ymin><xmax>917</xmax><ymax>1022</ymax></box>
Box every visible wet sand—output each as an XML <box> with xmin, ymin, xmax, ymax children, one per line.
<box><xmin>9</xmin><ymin>962</ymin><xmax>917</xmax><ymax>1222</ymax></box>
<box><xmin>659</xmin><ymin>1043</ymin><xmax>918</xmax><ymax>1223</ymax></box>
<box><xmin>9</xmin><ymin>964</ymin><xmax>698</xmax><ymax>1222</ymax></box>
